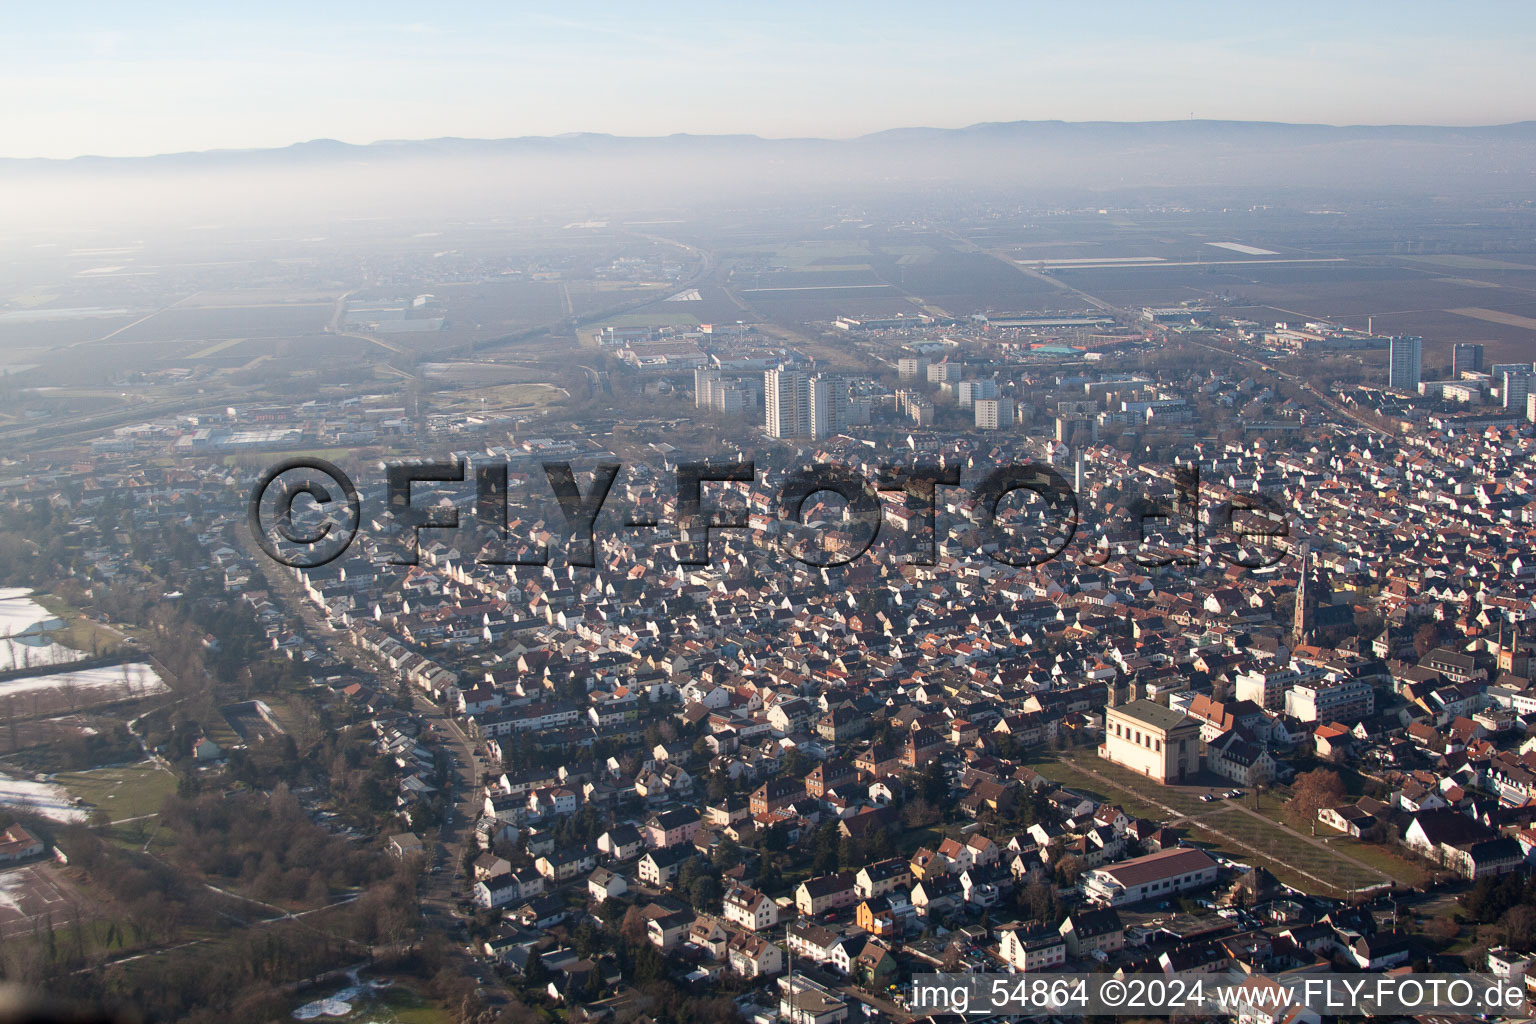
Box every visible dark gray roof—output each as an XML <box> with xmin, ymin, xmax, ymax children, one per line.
<box><xmin>1111</xmin><ymin>698</ymin><xmax>1193</xmax><ymax>732</ymax></box>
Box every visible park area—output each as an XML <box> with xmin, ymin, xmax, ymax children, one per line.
<box><xmin>54</xmin><ymin>762</ymin><xmax>178</xmax><ymax>825</ymax></box>
<box><xmin>1033</xmin><ymin>746</ymin><xmax>1429</xmax><ymax>898</ymax></box>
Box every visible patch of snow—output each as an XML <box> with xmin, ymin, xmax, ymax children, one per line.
<box><xmin>0</xmin><ymin>773</ymin><xmax>87</xmax><ymax>824</ymax></box>
<box><xmin>291</xmin><ymin>995</ymin><xmax>353</xmax><ymax>1019</ymax></box>
<box><xmin>1206</xmin><ymin>242</ymin><xmax>1280</xmax><ymax>256</ymax></box>
<box><xmin>0</xmin><ymin>663</ymin><xmax>166</xmax><ymax>703</ymax></box>
<box><xmin>0</xmin><ymin>637</ymin><xmax>86</xmax><ymax>671</ymax></box>
<box><xmin>292</xmin><ymin>977</ymin><xmax>391</xmax><ymax>1020</ymax></box>
<box><xmin>0</xmin><ymin>589</ymin><xmax>60</xmax><ymax>639</ymax></box>
<box><xmin>0</xmin><ymin>871</ymin><xmax>28</xmax><ymax>913</ymax></box>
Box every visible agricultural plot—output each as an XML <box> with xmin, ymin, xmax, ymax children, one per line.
<box><xmin>107</xmin><ymin>304</ymin><xmax>330</xmax><ymax>344</ymax></box>
<box><xmin>0</xmin><ymin>313</ymin><xmax>140</xmax><ymax>368</ymax></box>
<box><xmin>871</xmin><ymin>250</ymin><xmax>1069</xmax><ymax>314</ymax></box>
<box><xmin>428</xmin><ymin>279</ymin><xmax>568</xmax><ymax>338</ymax></box>
<box><xmin>744</xmin><ymin>290</ymin><xmax>915</xmax><ymax>323</ymax></box>
<box><xmin>420</xmin><ymin>361</ymin><xmax>551</xmax><ymax>385</ymax></box>
<box><xmin>758</xmin><ymin>240</ymin><xmax>873</xmax><ymax>268</ymax></box>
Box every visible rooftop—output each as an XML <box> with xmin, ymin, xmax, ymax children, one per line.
<box><xmin>1109</xmin><ymin>699</ymin><xmax>1194</xmax><ymax>733</ymax></box>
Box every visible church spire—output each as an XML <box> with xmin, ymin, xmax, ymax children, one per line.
<box><xmin>1292</xmin><ymin>542</ymin><xmax>1312</xmax><ymax>648</ymax></box>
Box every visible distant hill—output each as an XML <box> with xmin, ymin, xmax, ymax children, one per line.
<box><xmin>7</xmin><ymin>119</ymin><xmax>1535</xmax><ymax>232</ymax></box>
<box><xmin>6</xmin><ymin>118</ymin><xmax>1536</xmax><ymax>171</ymax></box>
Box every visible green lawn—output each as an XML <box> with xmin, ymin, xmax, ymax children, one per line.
<box><xmin>1033</xmin><ymin>748</ymin><xmax>1399</xmax><ymax>898</ymax></box>
<box><xmin>105</xmin><ymin>817</ymin><xmax>177</xmax><ymax>855</ymax></box>
<box><xmin>1045</xmin><ymin>747</ymin><xmax>1211</xmax><ymax>818</ymax></box>
<box><xmin>897</xmin><ymin>826</ymin><xmax>944</xmax><ymax>857</ymax></box>
<box><xmin>1330</xmin><ymin>835</ymin><xmax>1432</xmax><ymax>887</ymax></box>
<box><xmin>1031</xmin><ymin>757</ymin><xmax>1167</xmax><ymax>821</ymax></box>
<box><xmin>56</xmin><ymin>761</ymin><xmax>177</xmax><ymax>822</ymax></box>
<box><xmin>1207</xmin><ymin>807</ymin><xmax>1384</xmax><ymax>892</ymax></box>
<box><xmin>1250</xmin><ymin>791</ymin><xmax>1432</xmax><ymax>888</ymax></box>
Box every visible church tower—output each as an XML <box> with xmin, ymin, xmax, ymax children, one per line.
<box><xmin>1291</xmin><ymin>542</ymin><xmax>1312</xmax><ymax>648</ymax></box>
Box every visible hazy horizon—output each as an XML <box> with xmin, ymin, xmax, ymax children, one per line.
<box><xmin>8</xmin><ymin>1</ymin><xmax>1536</xmax><ymax>159</ymax></box>
<box><xmin>8</xmin><ymin>114</ymin><xmax>1536</xmax><ymax>164</ymax></box>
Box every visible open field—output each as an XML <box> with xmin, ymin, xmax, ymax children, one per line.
<box><xmin>754</xmin><ymin>240</ymin><xmax>873</xmax><ymax>268</ymax></box>
<box><xmin>420</xmin><ymin>360</ymin><xmax>551</xmax><ymax>385</ymax></box>
<box><xmin>1394</xmin><ymin>254</ymin><xmax>1536</xmax><ymax>272</ymax></box>
<box><xmin>0</xmin><ymin>636</ymin><xmax>85</xmax><ymax>672</ymax></box>
<box><xmin>1449</xmin><ymin>306</ymin><xmax>1536</xmax><ymax>331</ymax></box>
<box><xmin>437</xmin><ymin>382</ymin><xmax>566</xmax><ymax>412</ymax></box>
<box><xmin>1251</xmin><ymin>796</ymin><xmax>1432</xmax><ymax>887</ymax></box>
<box><xmin>55</xmin><ymin>762</ymin><xmax>177</xmax><ymax>823</ymax></box>
<box><xmin>593</xmin><ymin>311</ymin><xmax>701</xmax><ymax>329</ymax></box>
<box><xmin>0</xmin><ymin>589</ymin><xmax>88</xmax><ymax>671</ymax></box>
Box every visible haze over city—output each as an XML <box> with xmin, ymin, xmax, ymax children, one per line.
<box><xmin>1</xmin><ymin>6</ymin><xmax>1536</xmax><ymax>1024</ymax></box>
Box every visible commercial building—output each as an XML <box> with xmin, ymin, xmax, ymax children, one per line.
<box><xmin>1083</xmin><ymin>848</ymin><xmax>1219</xmax><ymax>906</ymax></box>
<box><xmin>1453</xmin><ymin>342</ymin><xmax>1485</xmax><ymax>376</ymax></box>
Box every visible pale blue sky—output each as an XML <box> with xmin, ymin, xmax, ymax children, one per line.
<box><xmin>5</xmin><ymin>1</ymin><xmax>1534</xmax><ymax>158</ymax></box>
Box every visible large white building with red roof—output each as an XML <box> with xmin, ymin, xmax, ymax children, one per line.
<box><xmin>1083</xmin><ymin>847</ymin><xmax>1218</xmax><ymax>906</ymax></box>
